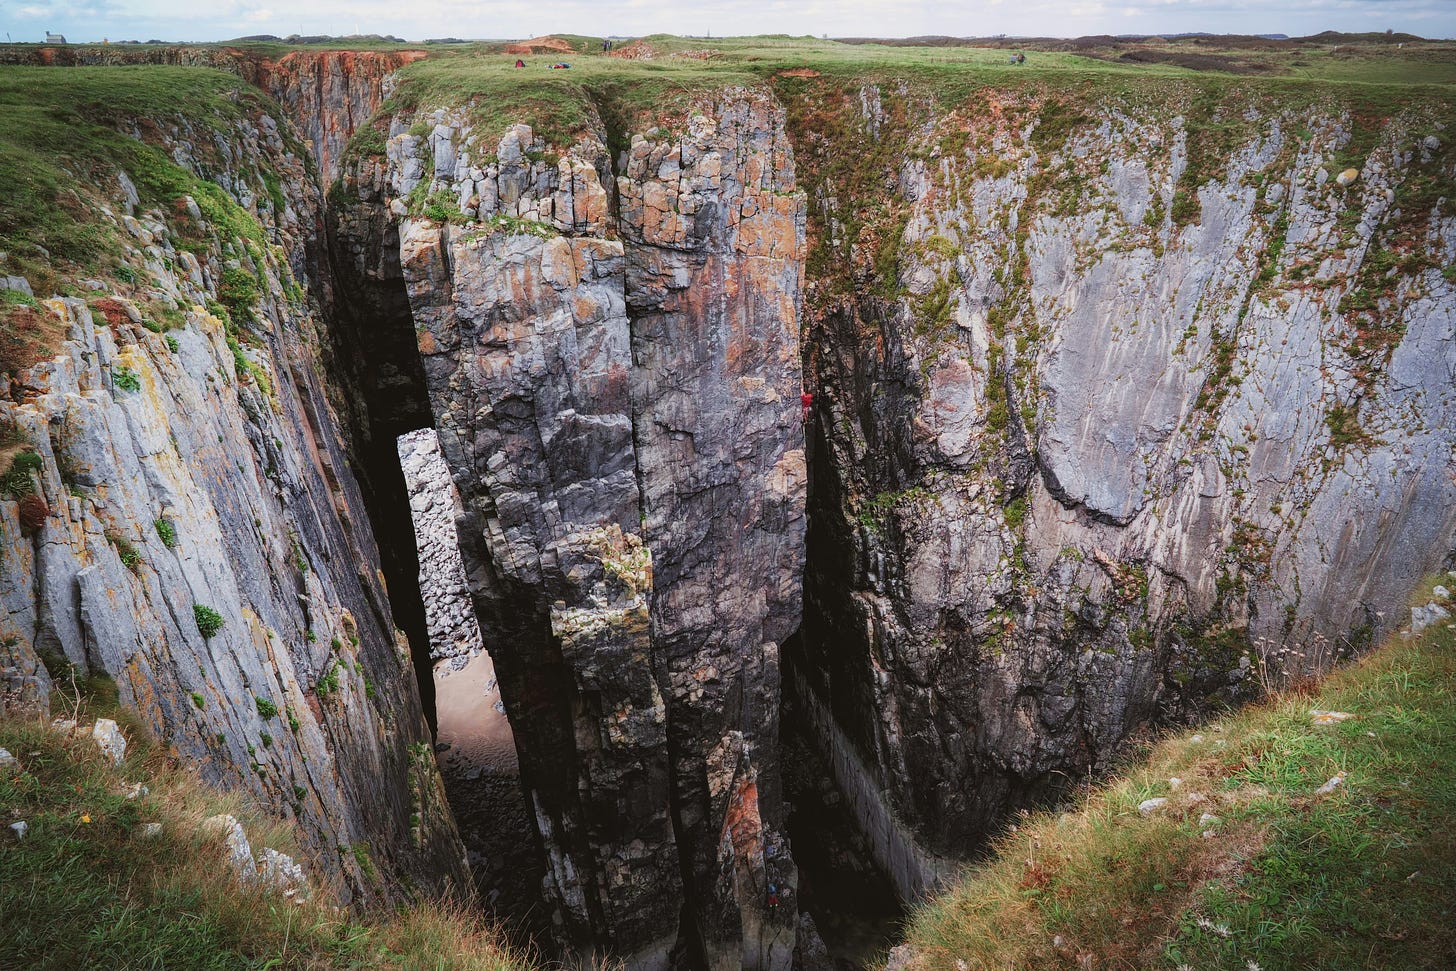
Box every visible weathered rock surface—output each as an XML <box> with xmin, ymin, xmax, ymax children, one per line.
<box><xmin>0</xmin><ymin>95</ymin><xmax>466</xmax><ymax>905</ymax></box>
<box><xmin>338</xmin><ymin>86</ymin><xmax>807</xmax><ymax>967</ymax></box>
<box><xmin>257</xmin><ymin>50</ymin><xmax>427</xmax><ymax>183</ymax></box>
<box><xmin>791</xmin><ymin>83</ymin><xmax>1456</xmax><ymax>877</ymax></box>
<box><xmin>398</xmin><ymin>428</ymin><xmax>483</xmax><ymax>669</ymax></box>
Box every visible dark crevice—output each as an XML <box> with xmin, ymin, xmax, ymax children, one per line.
<box><xmin>786</xmin><ymin>308</ymin><xmax>911</xmax><ymax>966</ymax></box>
<box><xmin>319</xmin><ymin>207</ymin><xmax>439</xmax><ymax>730</ymax></box>
<box><xmin>781</xmin><ymin>636</ymin><xmax>905</xmax><ymax>969</ymax></box>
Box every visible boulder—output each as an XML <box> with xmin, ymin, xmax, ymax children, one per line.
<box><xmin>260</xmin><ymin>847</ymin><xmax>309</xmax><ymax>897</ymax></box>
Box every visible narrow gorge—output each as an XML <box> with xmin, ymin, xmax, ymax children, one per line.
<box><xmin>1</xmin><ymin>37</ymin><xmax>1452</xmax><ymax>971</ymax></box>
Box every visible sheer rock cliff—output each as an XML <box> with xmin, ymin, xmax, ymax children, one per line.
<box><xmin>0</xmin><ymin>85</ymin><xmax>467</xmax><ymax>904</ymax></box>
<box><xmin>335</xmin><ymin>85</ymin><xmax>808</xmax><ymax>967</ymax></box>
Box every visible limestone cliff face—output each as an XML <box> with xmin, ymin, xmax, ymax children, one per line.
<box><xmin>0</xmin><ymin>96</ymin><xmax>466</xmax><ymax>902</ymax></box>
<box><xmin>788</xmin><ymin>82</ymin><xmax>1456</xmax><ymax>881</ymax></box>
<box><xmin>338</xmin><ymin>87</ymin><xmax>807</xmax><ymax>967</ymax></box>
<box><xmin>256</xmin><ymin>50</ymin><xmax>426</xmax><ymax>184</ymax></box>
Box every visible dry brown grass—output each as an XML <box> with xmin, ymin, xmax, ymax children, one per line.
<box><xmin>0</xmin><ymin>302</ymin><xmax>67</xmax><ymax>375</ymax></box>
<box><xmin>2</xmin><ymin>709</ymin><xmax>535</xmax><ymax>971</ymax></box>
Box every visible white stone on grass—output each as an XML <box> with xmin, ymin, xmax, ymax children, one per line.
<box><xmin>260</xmin><ymin>847</ymin><xmax>309</xmax><ymax>897</ymax></box>
<box><xmin>1316</xmin><ymin>771</ymin><xmax>1347</xmax><ymax>795</ymax></box>
<box><xmin>9</xmin><ymin>820</ymin><xmax>27</xmax><ymax>840</ymax></box>
<box><xmin>0</xmin><ymin>748</ymin><xmax>15</xmax><ymax>769</ymax></box>
<box><xmin>92</xmin><ymin>718</ymin><xmax>127</xmax><ymax>764</ymax></box>
<box><xmin>201</xmin><ymin>814</ymin><xmax>255</xmax><ymax>883</ymax></box>
<box><xmin>1410</xmin><ymin>602</ymin><xmax>1451</xmax><ymax>635</ymax></box>
<box><xmin>1138</xmin><ymin>797</ymin><xmax>1168</xmax><ymax>817</ymax></box>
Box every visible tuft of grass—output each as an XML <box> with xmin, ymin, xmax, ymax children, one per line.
<box><xmin>1</xmin><ymin>450</ymin><xmax>43</xmax><ymax>497</ymax></box>
<box><xmin>110</xmin><ymin>367</ymin><xmax>141</xmax><ymax>392</ymax></box>
<box><xmin>0</xmin><ymin>711</ymin><xmax>534</xmax><ymax>971</ymax></box>
<box><xmin>154</xmin><ymin>518</ymin><xmax>177</xmax><ymax>548</ymax></box>
<box><xmin>106</xmin><ymin>533</ymin><xmax>142</xmax><ymax>573</ymax></box>
<box><xmin>315</xmin><ymin>661</ymin><xmax>340</xmax><ymax>701</ymax></box>
<box><xmin>192</xmin><ymin>604</ymin><xmax>225</xmax><ymax>640</ymax></box>
<box><xmin>253</xmin><ymin>697</ymin><xmax>277</xmax><ymax>720</ymax></box>
<box><xmin>900</xmin><ymin>590</ymin><xmax>1456</xmax><ymax>970</ymax></box>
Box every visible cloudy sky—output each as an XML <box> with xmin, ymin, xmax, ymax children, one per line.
<box><xmin>2</xmin><ymin>0</ymin><xmax>1452</xmax><ymax>44</ymax></box>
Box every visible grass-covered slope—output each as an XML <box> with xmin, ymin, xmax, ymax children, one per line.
<box><xmin>0</xmin><ymin>65</ymin><xmax>307</xmax><ymax>375</ymax></box>
<box><xmin>0</xmin><ymin>686</ymin><xmax>531</xmax><ymax>971</ymax></box>
<box><xmin>899</xmin><ymin>579</ymin><xmax>1456</xmax><ymax>970</ymax></box>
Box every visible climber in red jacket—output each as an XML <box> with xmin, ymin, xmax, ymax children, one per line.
<box><xmin>801</xmin><ymin>392</ymin><xmax>813</xmax><ymax>422</ymax></box>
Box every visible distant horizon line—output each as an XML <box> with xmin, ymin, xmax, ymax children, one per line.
<box><xmin>5</xmin><ymin>28</ymin><xmax>1454</xmax><ymax>46</ymax></box>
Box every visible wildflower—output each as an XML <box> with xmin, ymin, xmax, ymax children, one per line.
<box><xmin>80</xmin><ymin>813</ymin><xmax>92</xmax><ymax>824</ymax></box>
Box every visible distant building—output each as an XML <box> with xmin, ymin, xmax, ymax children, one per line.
<box><xmin>45</xmin><ymin>32</ymin><xmax>67</xmax><ymax>44</ymax></box>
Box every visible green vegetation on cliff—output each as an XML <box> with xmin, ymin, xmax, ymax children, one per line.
<box><xmin>373</xmin><ymin>31</ymin><xmax>1455</xmax><ymax>154</ymax></box>
<box><xmin>0</xmin><ymin>686</ymin><xmax>531</xmax><ymax>971</ymax></box>
<box><xmin>900</xmin><ymin>582</ymin><xmax>1456</xmax><ymax>970</ymax></box>
<box><xmin>0</xmin><ymin>66</ymin><xmax>281</xmax><ymax>372</ymax></box>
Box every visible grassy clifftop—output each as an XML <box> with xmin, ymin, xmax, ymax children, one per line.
<box><xmin>0</xmin><ymin>684</ymin><xmax>530</xmax><ymax>971</ymax></box>
<box><xmin>346</xmin><ymin>32</ymin><xmax>1453</xmax><ymax>161</ymax></box>
<box><xmin>898</xmin><ymin>578</ymin><xmax>1456</xmax><ymax>970</ymax></box>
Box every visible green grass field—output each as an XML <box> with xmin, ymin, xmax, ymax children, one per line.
<box><xmin>353</xmin><ymin>31</ymin><xmax>1454</xmax><ymax>169</ymax></box>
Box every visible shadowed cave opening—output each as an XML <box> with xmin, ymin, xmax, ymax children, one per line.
<box><xmin>318</xmin><ymin>220</ymin><xmax>550</xmax><ymax>945</ymax></box>
<box><xmin>395</xmin><ymin>428</ymin><xmax>550</xmax><ymax>940</ymax></box>
<box><xmin>782</xmin><ymin>633</ymin><xmax>906</xmax><ymax>969</ymax></box>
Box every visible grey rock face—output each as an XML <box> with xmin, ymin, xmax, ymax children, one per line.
<box><xmin>0</xmin><ymin>103</ymin><xmax>466</xmax><ymax>905</ymax></box>
<box><xmin>352</xmin><ymin>87</ymin><xmax>806</xmax><ymax>967</ymax></box>
<box><xmin>397</xmin><ymin>428</ymin><xmax>483</xmax><ymax>669</ymax></box>
<box><xmin>796</xmin><ymin>90</ymin><xmax>1456</xmax><ymax>875</ymax></box>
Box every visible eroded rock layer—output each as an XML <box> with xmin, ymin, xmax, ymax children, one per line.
<box><xmin>0</xmin><ymin>90</ymin><xmax>466</xmax><ymax>902</ymax></box>
<box><xmin>786</xmin><ymin>80</ymin><xmax>1456</xmax><ymax>875</ymax></box>
<box><xmin>337</xmin><ymin>87</ymin><xmax>807</xmax><ymax>966</ymax></box>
